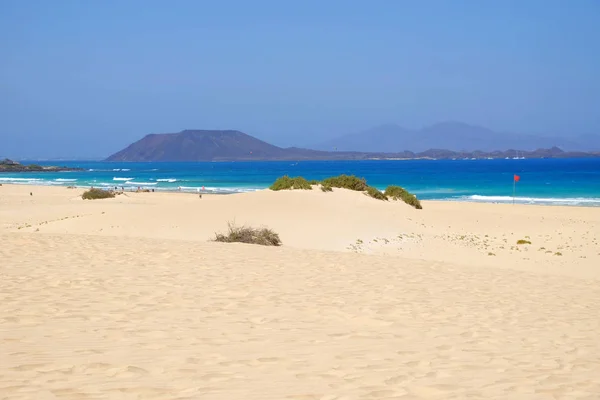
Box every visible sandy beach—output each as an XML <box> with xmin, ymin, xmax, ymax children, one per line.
<box><xmin>1</xmin><ymin>184</ymin><xmax>599</xmax><ymax>399</ymax></box>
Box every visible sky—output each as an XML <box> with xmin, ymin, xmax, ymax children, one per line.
<box><xmin>1</xmin><ymin>0</ymin><xmax>599</xmax><ymax>158</ymax></box>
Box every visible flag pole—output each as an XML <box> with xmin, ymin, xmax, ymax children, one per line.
<box><xmin>513</xmin><ymin>176</ymin><xmax>516</xmax><ymax>205</ymax></box>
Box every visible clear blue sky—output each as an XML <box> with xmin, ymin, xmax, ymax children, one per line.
<box><xmin>1</xmin><ymin>0</ymin><xmax>599</xmax><ymax>158</ymax></box>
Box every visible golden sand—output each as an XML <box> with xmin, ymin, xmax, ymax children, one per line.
<box><xmin>1</xmin><ymin>184</ymin><xmax>599</xmax><ymax>399</ymax></box>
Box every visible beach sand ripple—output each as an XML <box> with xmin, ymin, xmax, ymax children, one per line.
<box><xmin>1</xmin><ymin>233</ymin><xmax>599</xmax><ymax>399</ymax></box>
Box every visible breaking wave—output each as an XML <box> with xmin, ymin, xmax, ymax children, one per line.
<box><xmin>455</xmin><ymin>195</ymin><xmax>600</xmax><ymax>206</ymax></box>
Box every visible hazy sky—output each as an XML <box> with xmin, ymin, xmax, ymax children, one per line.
<box><xmin>1</xmin><ymin>0</ymin><xmax>599</xmax><ymax>158</ymax></box>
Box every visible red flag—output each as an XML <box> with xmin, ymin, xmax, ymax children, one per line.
<box><xmin>514</xmin><ymin>175</ymin><xmax>520</xmax><ymax>182</ymax></box>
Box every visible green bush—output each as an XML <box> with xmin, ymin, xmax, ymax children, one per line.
<box><xmin>269</xmin><ymin>175</ymin><xmax>419</xmax><ymax>204</ymax></box>
<box><xmin>321</xmin><ymin>174</ymin><xmax>368</xmax><ymax>191</ymax></box>
<box><xmin>82</xmin><ymin>188</ymin><xmax>115</xmax><ymax>200</ymax></box>
<box><xmin>214</xmin><ymin>222</ymin><xmax>281</xmax><ymax>246</ymax></box>
<box><xmin>384</xmin><ymin>185</ymin><xmax>422</xmax><ymax>209</ymax></box>
<box><xmin>366</xmin><ymin>186</ymin><xmax>388</xmax><ymax>200</ymax></box>
<box><xmin>269</xmin><ymin>176</ymin><xmax>312</xmax><ymax>191</ymax></box>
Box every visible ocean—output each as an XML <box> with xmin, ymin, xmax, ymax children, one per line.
<box><xmin>2</xmin><ymin>158</ymin><xmax>600</xmax><ymax>206</ymax></box>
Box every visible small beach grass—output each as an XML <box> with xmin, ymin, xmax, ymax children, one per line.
<box><xmin>321</xmin><ymin>174</ymin><xmax>368</xmax><ymax>191</ymax></box>
<box><xmin>366</xmin><ymin>186</ymin><xmax>388</xmax><ymax>200</ymax></box>
<box><xmin>269</xmin><ymin>174</ymin><xmax>421</xmax><ymax>205</ymax></box>
<box><xmin>384</xmin><ymin>185</ymin><xmax>422</xmax><ymax>209</ymax></box>
<box><xmin>270</xmin><ymin>176</ymin><xmax>312</xmax><ymax>191</ymax></box>
<box><xmin>214</xmin><ymin>222</ymin><xmax>282</xmax><ymax>246</ymax></box>
<box><xmin>516</xmin><ymin>239</ymin><xmax>532</xmax><ymax>245</ymax></box>
<box><xmin>82</xmin><ymin>188</ymin><xmax>115</xmax><ymax>200</ymax></box>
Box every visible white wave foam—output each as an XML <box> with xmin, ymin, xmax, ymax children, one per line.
<box><xmin>121</xmin><ymin>169</ymin><xmax>131</xmax><ymax>171</ymax></box>
<box><xmin>156</xmin><ymin>178</ymin><xmax>177</xmax><ymax>183</ymax></box>
<box><xmin>459</xmin><ymin>195</ymin><xmax>600</xmax><ymax>206</ymax></box>
<box><xmin>55</xmin><ymin>178</ymin><xmax>77</xmax><ymax>182</ymax></box>
<box><xmin>0</xmin><ymin>177</ymin><xmax>43</xmax><ymax>182</ymax></box>
<box><xmin>125</xmin><ymin>181</ymin><xmax>157</xmax><ymax>186</ymax></box>
<box><xmin>113</xmin><ymin>177</ymin><xmax>133</xmax><ymax>181</ymax></box>
<box><xmin>178</xmin><ymin>186</ymin><xmax>260</xmax><ymax>194</ymax></box>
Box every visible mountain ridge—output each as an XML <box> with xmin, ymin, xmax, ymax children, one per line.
<box><xmin>105</xmin><ymin>129</ymin><xmax>600</xmax><ymax>162</ymax></box>
<box><xmin>312</xmin><ymin>122</ymin><xmax>597</xmax><ymax>153</ymax></box>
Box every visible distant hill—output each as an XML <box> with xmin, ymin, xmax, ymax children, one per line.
<box><xmin>107</xmin><ymin>130</ymin><xmax>361</xmax><ymax>162</ymax></box>
<box><xmin>0</xmin><ymin>158</ymin><xmax>82</xmax><ymax>172</ymax></box>
<box><xmin>105</xmin><ymin>129</ymin><xmax>600</xmax><ymax>162</ymax></box>
<box><xmin>313</xmin><ymin>122</ymin><xmax>599</xmax><ymax>153</ymax></box>
<box><xmin>107</xmin><ymin>130</ymin><xmax>288</xmax><ymax>161</ymax></box>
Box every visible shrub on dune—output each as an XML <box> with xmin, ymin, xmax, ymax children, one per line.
<box><xmin>269</xmin><ymin>174</ymin><xmax>420</xmax><ymax>204</ymax></box>
<box><xmin>321</xmin><ymin>174</ymin><xmax>369</xmax><ymax>191</ymax></box>
<box><xmin>320</xmin><ymin>175</ymin><xmax>385</xmax><ymax>200</ymax></box>
<box><xmin>214</xmin><ymin>222</ymin><xmax>282</xmax><ymax>246</ymax></box>
<box><xmin>270</xmin><ymin>176</ymin><xmax>312</xmax><ymax>191</ymax></box>
<box><xmin>384</xmin><ymin>185</ymin><xmax>422</xmax><ymax>209</ymax></box>
<box><xmin>82</xmin><ymin>188</ymin><xmax>115</xmax><ymax>200</ymax></box>
<box><xmin>366</xmin><ymin>186</ymin><xmax>388</xmax><ymax>200</ymax></box>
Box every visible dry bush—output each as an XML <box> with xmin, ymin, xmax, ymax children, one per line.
<box><xmin>214</xmin><ymin>222</ymin><xmax>282</xmax><ymax>246</ymax></box>
<box><xmin>82</xmin><ymin>188</ymin><xmax>115</xmax><ymax>200</ymax></box>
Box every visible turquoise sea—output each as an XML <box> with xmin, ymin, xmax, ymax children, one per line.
<box><xmin>2</xmin><ymin>159</ymin><xmax>600</xmax><ymax>206</ymax></box>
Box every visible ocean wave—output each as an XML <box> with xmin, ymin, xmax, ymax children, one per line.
<box><xmin>55</xmin><ymin>178</ymin><xmax>77</xmax><ymax>182</ymax></box>
<box><xmin>413</xmin><ymin>188</ymin><xmax>470</xmax><ymax>195</ymax></box>
<box><xmin>113</xmin><ymin>177</ymin><xmax>133</xmax><ymax>181</ymax></box>
<box><xmin>0</xmin><ymin>177</ymin><xmax>43</xmax><ymax>182</ymax></box>
<box><xmin>178</xmin><ymin>186</ymin><xmax>260</xmax><ymax>194</ymax></box>
<box><xmin>125</xmin><ymin>181</ymin><xmax>157</xmax><ymax>186</ymax></box>
<box><xmin>156</xmin><ymin>178</ymin><xmax>178</xmax><ymax>183</ymax></box>
<box><xmin>457</xmin><ymin>195</ymin><xmax>600</xmax><ymax>206</ymax></box>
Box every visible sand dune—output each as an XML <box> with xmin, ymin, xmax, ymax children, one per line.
<box><xmin>2</xmin><ymin>185</ymin><xmax>599</xmax><ymax>277</ymax></box>
<box><xmin>1</xmin><ymin>184</ymin><xmax>600</xmax><ymax>399</ymax></box>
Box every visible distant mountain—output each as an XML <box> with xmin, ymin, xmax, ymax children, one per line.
<box><xmin>107</xmin><ymin>130</ymin><xmax>288</xmax><ymax>161</ymax></box>
<box><xmin>105</xmin><ymin>129</ymin><xmax>600</xmax><ymax>162</ymax></box>
<box><xmin>107</xmin><ymin>129</ymin><xmax>370</xmax><ymax>161</ymax></box>
<box><xmin>312</xmin><ymin>122</ymin><xmax>598</xmax><ymax>153</ymax></box>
